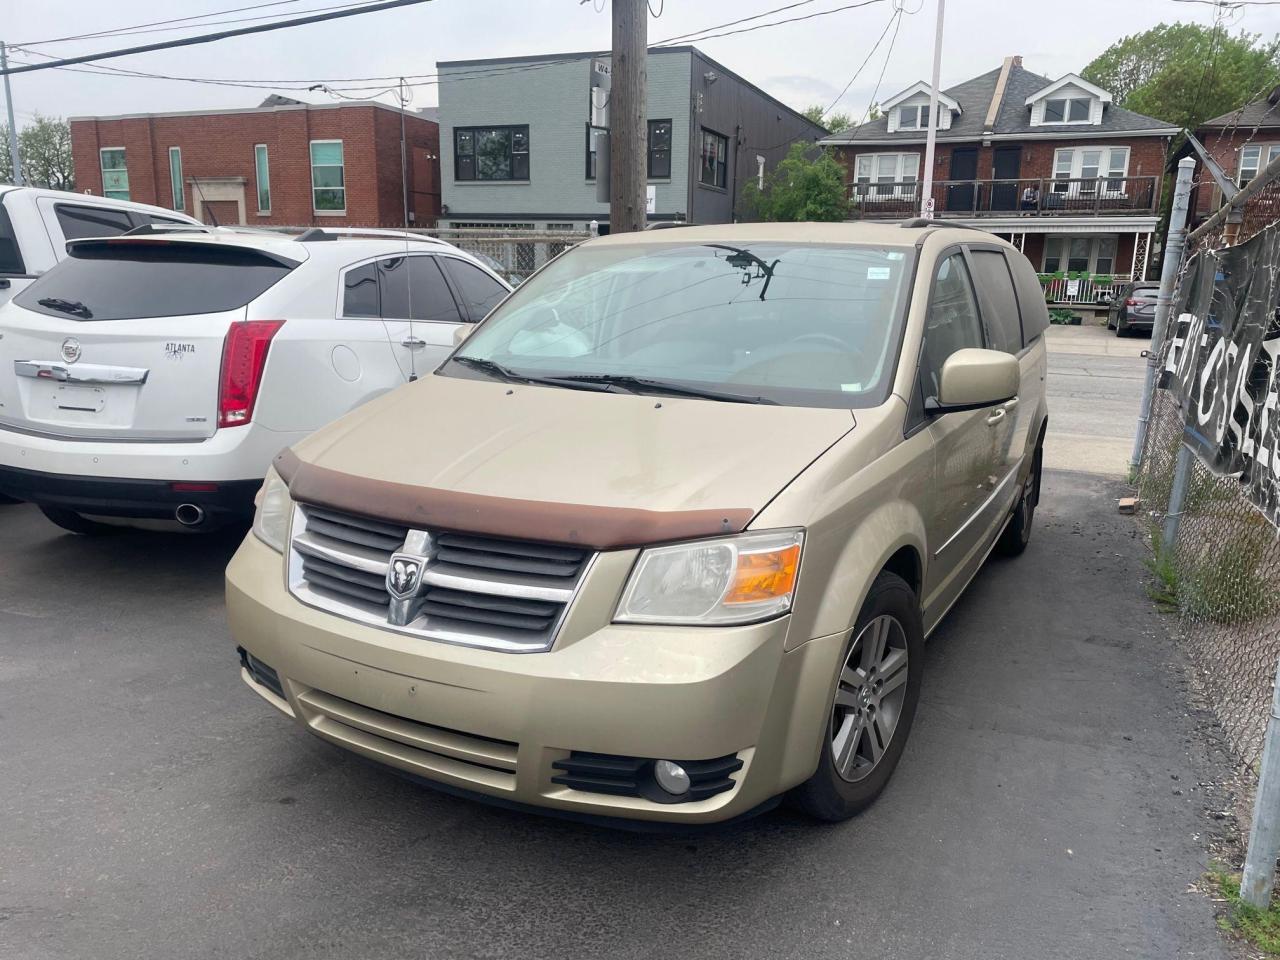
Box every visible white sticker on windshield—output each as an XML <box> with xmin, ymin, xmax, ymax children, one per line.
<box><xmin>841</xmin><ymin>383</ymin><xmax>863</xmax><ymax>392</ymax></box>
<box><xmin>867</xmin><ymin>267</ymin><xmax>891</xmax><ymax>280</ymax></box>
<box><xmin>886</xmin><ymin>252</ymin><xmax>904</xmax><ymax>261</ymax></box>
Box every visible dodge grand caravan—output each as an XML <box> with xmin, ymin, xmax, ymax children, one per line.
<box><xmin>225</xmin><ymin>222</ymin><xmax>1049</xmax><ymax>824</ymax></box>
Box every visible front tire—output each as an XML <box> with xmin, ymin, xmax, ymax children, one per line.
<box><xmin>39</xmin><ymin>505</ymin><xmax>118</xmax><ymax>536</ymax></box>
<box><xmin>790</xmin><ymin>571</ymin><xmax>924</xmax><ymax>821</ymax></box>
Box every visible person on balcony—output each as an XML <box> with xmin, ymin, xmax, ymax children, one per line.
<box><xmin>1020</xmin><ymin>183</ymin><xmax>1040</xmax><ymax>213</ymax></box>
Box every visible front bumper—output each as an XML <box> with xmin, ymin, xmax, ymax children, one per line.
<box><xmin>225</xmin><ymin>533</ymin><xmax>845</xmax><ymax>824</ymax></box>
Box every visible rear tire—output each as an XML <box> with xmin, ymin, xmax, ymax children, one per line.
<box><xmin>996</xmin><ymin>443</ymin><xmax>1042</xmax><ymax>557</ymax></box>
<box><xmin>39</xmin><ymin>506</ymin><xmax>118</xmax><ymax>536</ymax></box>
<box><xmin>1115</xmin><ymin>317</ymin><xmax>1129</xmax><ymax>337</ymax></box>
<box><xmin>789</xmin><ymin>571</ymin><xmax>924</xmax><ymax>822</ymax></box>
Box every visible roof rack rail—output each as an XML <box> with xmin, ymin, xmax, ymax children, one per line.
<box><xmin>294</xmin><ymin>227</ymin><xmax>449</xmax><ymax>244</ymax></box>
<box><xmin>898</xmin><ymin>217</ymin><xmax>986</xmax><ymax>232</ymax></box>
<box><xmin>122</xmin><ymin>223</ymin><xmax>213</xmax><ymax>237</ymax></box>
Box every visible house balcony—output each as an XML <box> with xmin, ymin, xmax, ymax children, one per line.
<box><xmin>848</xmin><ymin>175</ymin><xmax>1160</xmax><ymax>219</ymax></box>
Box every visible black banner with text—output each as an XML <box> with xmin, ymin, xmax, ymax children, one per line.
<box><xmin>1161</xmin><ymin>222</ymin><xmax>1280</xmax><ymax>526</ymax></box>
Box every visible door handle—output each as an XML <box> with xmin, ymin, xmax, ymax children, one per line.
<box><xmin>985</xmin><ymin>408</ymin><xmax>1006</xmax><ymax>426</ymax></box>
<box><xmin>1003</xmin><ymin>396</ymin><xmax>1019</xmax><ymax>410</ymax></box>
<box><xmin>400</xmin><ymin>337</ymin><xmax>426</xmax><ymax>349</ymax></box>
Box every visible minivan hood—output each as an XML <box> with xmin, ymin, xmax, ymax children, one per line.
<box><xmin>281</xmin><ymin>372</ymin><xmax>856</xmax><ymax>548</ymax></box>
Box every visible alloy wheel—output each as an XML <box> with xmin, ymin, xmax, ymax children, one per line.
<box><xmin>830</xmin><ymin>614</ymin><xmax>910</xmax><ymax>782</ymax></box>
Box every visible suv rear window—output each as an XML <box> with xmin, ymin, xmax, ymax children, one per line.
<box><xmin>0</xmin><ymin>200</ymin><xmax>25</xmax><ymax>275</ymax></box>
<box><xmin>54</xmin><ymin>204</ymin><xmax>136</xmax><ymax>240</ymax></box>
<box><xmin>14</xmin><ymin>241</ymin><xmax>297</xmax><ymax>321</ymax></box>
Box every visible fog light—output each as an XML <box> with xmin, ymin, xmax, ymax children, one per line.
<box><xmin>653</xmin><ymin>760</ymin><xmax>691</xmax><ymax>796</ymax></box>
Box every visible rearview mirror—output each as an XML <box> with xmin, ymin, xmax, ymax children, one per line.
<box><xmin>927</xmin><ymin>348</ymin><xmax>1018</xmax><ymax>414</ymax></box>
<box><xmin>452</xmin><ymin>324</ymin><xmax>474</xmax><ymax>347</ymax></box>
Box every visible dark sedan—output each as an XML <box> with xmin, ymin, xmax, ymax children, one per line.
<box><xmin>1107</xmin><ymin>281</ymin><xmax>1159</xmax><ymax>337</ymax></box>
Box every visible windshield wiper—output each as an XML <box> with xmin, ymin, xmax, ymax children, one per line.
<box><xmin>545</xmin><ymin>374</ymin><xmax>778</xmax><ymax>404</ymax></box>
<box><xmin>37</xmin><ymin>297</ymin><xmax>92</xmax><ymax>319</ymax></box>
<box><xmin>449</xmin><ymin>355</ymin><xmax>612</xmax><ymax>392</ymax></box>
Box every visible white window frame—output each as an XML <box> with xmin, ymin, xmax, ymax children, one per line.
<box><xmin>1050</xmin><ymin>146</ymin><xmax>1129</xmax><ymax>196</ymax></box>
<box><xmin>167</xmin><ymin>147</ymin><xmax>184</xmax><ymax>211</ymax></box>
<box><xmin>1238</xmin><ymin>144</ymin><xmax>1280</xmax><ymax>186</ymax></box>
<box><xmin>1043</xmin><ymin>97</ymin><xmax>1092</xmax><ymax>124</ymax></box>
<box><xmin>854</xmin><ymin>152</ymin><xmax>920</xmax><ymax>201</ymax></box>
<box><xmin>897</xmin><ymin>104</ymin><xmax>931</xmax><ymax>130</ymax></box>
<box><xmin>1042</xmin><ymin>234</ymin><xmax>1120</xmax><ymax>276</ymax></box>
<box><xmin>99</xmin><ymin>146</ymin><xmax>129</xmax><ymax>201</ymax></box>
<box><xmin>309</xmin><ymin>139</ymin><xmax>345</xmax><ymax>215</ymax></box>
<box><xmin>254</xmin><ymin>144</ymin><xmax>271</xmax><ymax>214</ymax></box>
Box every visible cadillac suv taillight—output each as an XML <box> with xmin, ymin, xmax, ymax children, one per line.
<box><xmin>218</xmin><ymin>320</ymin><xmax>284</xmax><ymax>428</ymax></box>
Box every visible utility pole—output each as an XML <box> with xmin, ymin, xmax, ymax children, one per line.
<box><xmin>609</xmin><ymin>0</ymin><xmax>646</xmax><ymax>234</ymax></box>
<box><xmin>399</xmin><ymin>77</ymin><xmax>409</xmax><ymax>228</ymax></box>
<box><xmin>1</xmin><ymin>42</ymin><xmax>21</xmax><ymax>186</ymax></box>
<box><xmin>1131</xmin><ymin>156</ymin><xmax>1195</xmax><ymax>473</ymax></box>
<box><xmin>919</xmin><ymin>0</ymin><xmax>943</xmax><ymax>219</ymax></box>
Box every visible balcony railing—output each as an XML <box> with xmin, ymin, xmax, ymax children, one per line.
<box><xmin>1038</xmin><ymin>272</ymin><xmax>1132</xmax><ymax>306</ymax></box>
<box><xmin>849</xmin><ymin>175</ymin><xmax>1160</xmax><ymax>218</ymax></box>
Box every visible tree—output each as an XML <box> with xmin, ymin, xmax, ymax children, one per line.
<box><xmin>802</xmin><ymin>103</ymin><xmax>879</xmax><ymax>134</ymax></box>
<box><xmin>1082</xmin><ymin>24</ymin><xmax>1280</xmax><ymax>132</ymax></box>
<box><xmin>0</xmin><ymin>114</ymin><xmax>75</xmax><ymax>191</ymax></box>
<box><xmin>740</xmin><ymin>141</ymin><xmax>850</xmax><ymax>222</ymax></box>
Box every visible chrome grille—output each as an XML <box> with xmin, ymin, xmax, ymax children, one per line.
<box><xmin>286</xmin><ymin>503</ymin><xmax>593</xmax><ymax>653</ymax></box>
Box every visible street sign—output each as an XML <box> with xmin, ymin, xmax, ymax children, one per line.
<box><xmin>590</xmin><ymin>58</ymin><xmax>611</xmax><ymax>128</ymax></box>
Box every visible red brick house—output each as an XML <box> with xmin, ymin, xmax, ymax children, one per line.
<box><xmin>1189</xmin><ymin>84</ymin><xmax>1280</xmax><ymax>225</ymax></box>
<box><xmin>69</xmin><ymin>96</ymin><xmax>441</xmax><ymax>228</ymax></box>
<box><xmin>821</xmin><ymin>57</ymin><xmax>1178</xmax><ymax>309</ymax></box>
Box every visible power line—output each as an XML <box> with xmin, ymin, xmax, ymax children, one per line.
<box><xmin>857</xmin><ymin>3</ymin><xmax>902</xmax><ymax>127</ymax></box>
<box><xmin>0</xmin><ymin>0</ymin><xmax>435</xmax><ymax>77</ymax></box>
<box><xmin>656</xmin><ymin>0</ymin><xmax>887</xmax><ymax>46</ymax></box>
<box><xmin>652</xmin><ymin>0</ymin><xmax>824</xmax><ymax>45</ymax></box>
<box><xmin>822</xmin><ymin>4</ymin><xmax>901</xmax><ymax>118</ymax></box>
<box><xmin>13</xmin><ymin>0</ymin><xmax>308</xmax><ymax>47</ymax></box>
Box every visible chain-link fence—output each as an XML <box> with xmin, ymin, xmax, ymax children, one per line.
<box><xmin>1133</xmin><ymin>168</ymin><xmax>1280</xmax><ymax>773</ymax></box>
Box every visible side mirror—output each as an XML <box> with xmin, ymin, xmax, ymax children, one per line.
<box><xmin>452</xmin><ymin>324</ymin><xmax>474</xmax><ymax>347</ymax></box>
<box><xmin>927</xmin><ymin>348</ymin><xmax>1019</xmax><ymax>414</ymax></box>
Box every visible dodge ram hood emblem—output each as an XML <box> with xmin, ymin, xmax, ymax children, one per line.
<box><xmin>61</xmin><ymin>337</ymin><xmax>81</xmax><ymax>364</ymax></box>
<box><xmin>387</xmin><ymin>555</ymin><xmax>425</xmax><ymax>599</ymax></box>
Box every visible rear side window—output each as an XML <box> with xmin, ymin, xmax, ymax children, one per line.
<box><xmin>343</xmin><ymin>262</ymin><xmax>379</xmax><ymax>317</ymax></box>
<box><xmin>968</xmin><ymin>249</ymin><xmax>1023</xmax><ymax>354</ymax></box>
<box><xmin>14</xmin><ymin>242</ymin><xmax>296</xmax><ymax>321</ymax></box>
<box><xmin>0</xmin><ymin>201</ymin><xmax>25</xmax><ymax>275</ymax></box>
<box><xmin>345</xmin><ymin>255</ymin><xmax>464</xmax><ymax>323</ymax></box>
<box><xmin>441</xmin><ymin>257</ymin><xmax>508</xmax><ymax>321</ymax></box>
<box><xmin>54</xmin><ymin>204</ymin><xmax>135</xmax><ymax>240</ymax></box>
<box><xmin>1007</xmin><ymin>251</ymin><xmax>1050</xmax><ymax>344</ymax></box>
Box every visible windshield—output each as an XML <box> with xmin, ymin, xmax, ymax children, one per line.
<box><xmin>444</xmin><ymin>240</ymin><xmax>915</xmax><ymax>408</ymax></box>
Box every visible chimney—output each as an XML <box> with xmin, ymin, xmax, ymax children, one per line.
<box><xmin>1012</xmin><ymin>55</ymin><xmax>1023</xmax><ymax>68</ymax></box>
<box><xmin>984</xmin><ymin>57</ymin><xmax>1019</xmax><ymax>138</ymax></box>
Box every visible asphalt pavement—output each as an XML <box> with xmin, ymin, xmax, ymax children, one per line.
<box><xmin>0</xmin><ymin>324</ymin><xmax>1233</xmax><ymax>960</ymax></box>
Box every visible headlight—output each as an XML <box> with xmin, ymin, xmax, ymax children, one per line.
<box><xmin>615</xmin><ymin>529</ymin><xmax>803</xmax><ymax>626</ymax></box>
<box><xmin>252</xmin><ymin>467</ymin><xmax>292</xmax><ymax>553</ymax></box>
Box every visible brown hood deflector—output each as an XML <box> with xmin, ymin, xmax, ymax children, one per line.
<box><xmin>274</xmin><ymin>448</ymin><xmax>755</xmax><ymax>550</ymax></box>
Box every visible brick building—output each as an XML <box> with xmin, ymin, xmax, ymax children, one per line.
<box><xmin>820</xmin><ymin>57</ymin><xmax>1178</xmax><ymax>309</ymax></box>
<box><xmin>70</xmin><ymin>97</ymin><xmax>441</xmax><ymax>228</ymax></box>
<box><xmin>1189</xmin><ymin>84</ymin><xmax>1280</xmax><ymax>223</ymax></box>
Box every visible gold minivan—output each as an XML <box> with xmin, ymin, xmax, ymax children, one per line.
<box><xmin>226</xmin><ymin>222</ymin><xmax>1048</xmax><ymax>824</ymax></box>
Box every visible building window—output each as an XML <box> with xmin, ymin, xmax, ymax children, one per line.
<box><xmin>99</xmin><ymin>148</ymin><xmax>129</xmax><ymax>200</ymax></box>
<box><xmin>1044</xmin><ymin>97</ymin><xmax>1091</xmax><ymax>123</ymax></box>
<box><xmin>897</xmin><ymin>104</ymin><xmax>931</xmax><ymax>129</ymax></box>
<box><xmin>455</xmin><ymin>126</ymin><xmax>529</xmax><ymax>181</ymax></box>
<box><xmin>854</xmin><ymin>152</ymin><xmax>920</xmax><ymax>199</ymax></box>
<box><xmin>310</xmin><ymin>140</ymin><xmax>345</xmax><ymax>212</ymax></box>
<box><xmin>1042</xmin><ymin>235</ymin><xmax>1119</xmax><ymax>275</ymax></box>
<box><xmin>254</xmin><ymin>144</ymin><xmax>271</xmax><ymax>213</ymax></box>
<box><xmin>1239</xmin><ymin>144</ymin><xmax>1280</xmax><ymax>186</ymax></box>
<box><xmin>1051</xmin><ymin>146</ymin><xmax>1128</xmax><ymax>193</ymax></box>
<box><xmin>168</xmin><ymin>147</ymin><xmax>184</xmax><ymax>211</ymax></box>
<box><xmin>699</xmin><ymin>128</ymin><xmax>728</xmax><ymax>188</ymax></box>
<box><xmin>648</xmin><ymin>119</ymin><xmax>672</xmax><ymax>179</ymax></box>
<box><xmin>585</xmin><ymin>124</ymin><xmax>606</xmax><ymax>179</ymax></box>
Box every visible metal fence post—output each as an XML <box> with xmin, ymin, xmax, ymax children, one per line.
<box><xmin>1161</xmin><ymin>441</ymin><xmax>1194</xmax><ymax>551</ymax></box>
<box><xmin>1242</xmin><ymin>657</ymin><xmax>1280</xmax><ymax>908</ymax></box>
<box><xmin>1131</xmin><ymin>156</ymin><xmax>1196</xmax><ymax>471</ymax></box>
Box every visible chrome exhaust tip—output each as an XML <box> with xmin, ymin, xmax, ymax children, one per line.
<box><xmin>175</xmin><ymin>503</ymin><xmax>206</xmax><ymax>527</ymax></box>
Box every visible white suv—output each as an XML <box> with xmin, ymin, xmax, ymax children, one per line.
<box><xmin>0</xmin><ymin>227</ymin><xmax>511</xmax><ymax>532</ymax></box>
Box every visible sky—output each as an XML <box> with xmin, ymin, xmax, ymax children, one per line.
<box><xmin>3</xmin><ymin>0</ymin><xmax>1279</xmax><ymax>127</ymax></box>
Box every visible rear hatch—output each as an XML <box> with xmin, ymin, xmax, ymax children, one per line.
<box><xmin>1128</xmin><ymin>286</ymin><xmax>1158</xmax><ymax>322</ymax></box>
<box><xmin>0</xmin><ymin>238</ymin><xmax>298</xmax><ymax>441</ymax></box>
